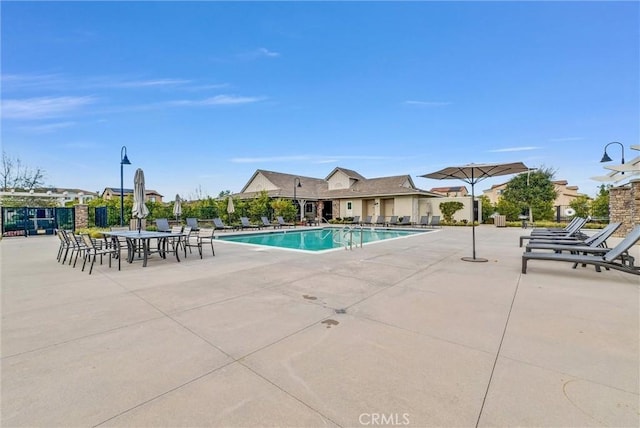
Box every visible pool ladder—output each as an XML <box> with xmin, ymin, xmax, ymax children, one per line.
<box><xmin>337</xmin><ymin>225</ymin><xmax>363</xmax><ymax>250</ymax></box>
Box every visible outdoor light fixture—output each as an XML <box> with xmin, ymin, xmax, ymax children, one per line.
<box><xmin>600</xmin><ymin>142</ymin><xmax>625</xmax><ymax>174</ymax></box>
<box><xmin>120</xmin><ymin>146</ymin><xmax>131</xmax><ymax>226</ymax></box>
<box><xmin>293</xmin><ymin>177</ymin><xmax>302</xmax><ymax>222</ymax></box>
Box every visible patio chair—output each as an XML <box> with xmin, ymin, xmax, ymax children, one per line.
<box><xmin>184</xmin><ymin>227</ymin><xmax>215</xmax><ymax>258</ymax></box>
<box><xmin>186</xmin><ymin>218</ymin><xmax>199</xmax><ymax>231</ymax></box>
<box><xmin>387</xmin><ymin>216</ymin><xmax>399</xmax><ymax>226</ymax></box>
<box><xmin>213</xmin><ymin>217</ymin><xmax>234</xmax><ymax>231</ymax></box>
<box><xmin>525</xmin><ymin>223</ymin><xmax>621</xmax><ymax>250</ymax></box>
<box><xmin>418</xmin><ymin>216</ymin><xmax>430</xmax><ymax>228</ymax></box>
<box><xmin>360</xmin><ymin>215</ymin><xmax>373</xmax><ymax>226</ymax></box>
<box><xmin>373</xmin><ymin>215</ymin><xmax>386</xmax><ymax>226</ymax></box>
<box><xmin>519</xmin><ymin>217</ymin><xmax>589</xmax><ymax>247</ymax></box>
<box><xmin>531</xmin><ymin>217</ymin><xmax>582</xmax><ymax>234</ymax></box>
<box><xmin>56</xmin><ymin>229</ymin><xmax>72</xmax><ymax>263</ymax></box>
<box><xmin>428</xmin><ymin>215</ymin><xmax>441</xmax><ymax>228</ymax></box>
<box><xmin>350</xmin><ymin>216</ymin><xmax>360</xmax><ymax>225</ymax></box>
<box><xmin>277</xmin><ymin>216</ymin><xmax>294</xmax><ymax>228</ymax></box>
<box><xmin>522</xmin><ymin>225</ymin><xmax>640</xmax><ymax>275</ymax></box>
<box><xmin>398</xmin><ymin>216</ymin><xmax>412</xmax><ymax>226</ymax></box>
<box><xmin>67</xmin><ymin>231</ymin><xmax>89</xmax><ymax>268</ymax></box>
<box><xmin>81</xmin><ymin>233</ymin><xmax>120</xmax><ymax>275</ymax></box>
<box><xmin>261</xmin><ymin>216</ymin><xmax>278</xmax><ymax>228</ymax></box>
<box><xmin>240</xmin><ymin>217</ymin><xmax>261</xmax><ymax>230</ymax></box>
<box><xmin>155</xmin><ymin>218</ymin><xmax>170</xmax><ymax>232</ymax></box>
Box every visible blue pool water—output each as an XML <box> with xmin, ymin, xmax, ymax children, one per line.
<box><xmin>216</xmin><ymin>227</ymin><xmax>429</xmax><ymax>252</ymax></box>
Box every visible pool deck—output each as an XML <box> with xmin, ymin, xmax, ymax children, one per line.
<box><xmin>1</xmin><ymin>226</ymin><xmax>638</xmax><ymax>427</ymax></box>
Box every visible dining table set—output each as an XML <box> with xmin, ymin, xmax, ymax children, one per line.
<box><xmin>102</xmin><ymin>230</ymin><xmax>185</xmax><ymax>267</ymax></box>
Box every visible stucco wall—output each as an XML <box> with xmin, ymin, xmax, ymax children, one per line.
<box><xmin>427</xmin><ymin>196</ymin><xmax>482</xmax><ymax>223</ymax></box>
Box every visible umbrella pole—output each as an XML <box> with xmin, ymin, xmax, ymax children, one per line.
<box><xmin>462</xmin><ymin>181</ymin><xmax>488</xmax><ymax>262</ymax></box>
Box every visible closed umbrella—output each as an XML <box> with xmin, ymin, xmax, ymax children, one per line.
<box><xmin>131</xmin><ymin>168</ymin><xmax>149</xmax><ymax>232</ymax></box>
<box><xmin>421</xmin><ymin>161</ymin><xmax>529</xmax><ymax>262</ymax></box>
<box><xmin>227</xmin><ymin>196</ymin><xmax>235</xmax><ymax>223</ymax></box>
<box><xmin>173</xmin><ymin>194</ymin><xmax>182</xmax><ymax>221</ymax></box>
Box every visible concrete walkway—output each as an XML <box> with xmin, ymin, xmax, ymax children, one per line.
<box><xmin>1</xmin><ymin>226</ymin><xmax>638</xmax><ymax>427</ymax></box>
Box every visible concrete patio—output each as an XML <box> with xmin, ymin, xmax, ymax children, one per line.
<box><xmin>1</xmin><ymin>226</ymin><xmax>638</xmax><ymax>427</ymax></box>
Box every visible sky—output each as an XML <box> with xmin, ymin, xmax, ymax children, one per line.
<box><xmin>2</xmin><ymin>1</ymin><xmax>639</xmax><ymax>201</ymax></box>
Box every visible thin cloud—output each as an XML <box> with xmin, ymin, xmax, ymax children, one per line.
<box><xmin>548</xmin><ymin>137</ymin><xmax>584</xmax><ymax>142</ymax></box>
<box><xmin>2</xmin><ymin>96</ymin><xmax>96</xmax><ymax>119</ymax></box>
<box><xmin>110</xmin><ymin>78</ymin><xmax>191</xmax><ymax>88</ymax></box>
<box><xmin>488</xmin><ymin>146</ymin><xmax>541</xmax><ymax>153</ymax></box>
<box><xmin>404</xmin><ymin>100</ymin><xmax>452</xmax><ymax>107</ymax></box>
<box><xmin>17</xmin><ymin>121</ymin><xmax>76</xmax><ymax>133</ymax></box>
<box><xmin>165</xmin><ymin>95</ymin><xmax>264</xmax><ymax>107</ymax></box>
<box><xmin>237</xmin><ymin>47</ymin><xmax>281</xmax><ymax>61</ymax></box>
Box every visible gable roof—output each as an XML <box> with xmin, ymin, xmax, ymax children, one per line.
<box><xmin>237</xmin><ymin>168</ymin><xmax>441</xmax><ymax>200</ymax></box>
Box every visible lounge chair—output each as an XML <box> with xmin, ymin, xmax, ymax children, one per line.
<box><xmin>240</xmin><ymin>217</ymin><xmax>261</xmax><ymax>230</ymax></box>
<box><xmin>277</xmin><ymin>216</ymin><xmax>294</xmax><ymax>228</ymax></box>
<box><xmin>213</xmin><ymin>217</ymin><xmax>234</xmax><ymax>231</ymax></box>
<box><xmin>522</xmin><ymin>225</ymin><xmax>640</xmax><ymax>275</ymax></box>
<box><xmin>373</xmin><ymin>215</ymin><xmax>386</xmax><ymax>226</ymax></box>
<box><xmin>417</xmin><ymin>216</ymin><xmax>430</xmax><ymax>228</ymax></box>
<box><xmin>398</xmin><ymin>216</ymin><xmax>412</xmax><ymax>226</ymax></box>
<box><xmin>519</xmin><ymin>217</ymin><xmax>588</xmax><ymax>247</ymax></box>
<box><xmin>349</xmin><ymin>215</ymin><xmax>360</xmax><ymax>225</ymax></box>
<box><xmin>261</xmin><ymin>216</ymin><xmax>278</xmax><ymax>228</ymax></box>
<box><xmin>387</xmin><ymin>216</ymin><xmax>399</xmax><ymax>226</ymax></box>
<box><xmin>525</xmin><ymin>223</ymin><xmax>621</xmax><ymax>250</ymax></box>
<box><xmin>360</xmin><ymin>215</ymin><xmax>373</xmax><ymax>226</ymax></box>
<box><xmin>428</xmin><ymin>215</ymin><xmax>441</xmax><ymax>228</ymax></box>
<box><xmin>155</xmin><ymin>218</ymin><xmax>170</xmax><ymax>232</ymax></box>
<box><xmin>531</xmin><ymin>217</ymin><xmax>582</xmax><ymax>234</ymax></box>
<box><xmin>186</xmin><ymin>217</ymin><xmax>199</xmax><ymax>231</ymax></box>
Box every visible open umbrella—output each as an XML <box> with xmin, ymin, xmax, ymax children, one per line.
<box><xmin>421</xmin><ymin>161</ymin><xmax>529</xmax><ymax>262</ymax></box>
<box><xmin>173</xmin><ymin>194</ymin><xmax>182</xmax><ymax>221</ymax></box>
<box><xmin>227</xmin><ymin>196</ymin><xmax>235</xmax><ymax>223</ymax></box>
<box><xmin>131</xmin><ymin>168</ymin><xmax>149</xmax><ymax>232</ymax></box>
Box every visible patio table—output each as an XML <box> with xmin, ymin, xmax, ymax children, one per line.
<box><xmin>102</xmin><ymin>230</ymin><xmax>184</xmax><ymax>267</ymax></box>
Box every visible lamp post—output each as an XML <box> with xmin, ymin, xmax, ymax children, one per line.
<box><xmin>120</xmin><ymin>146</ymin><xmax>131</xmax><ymax>226</ymax></box>
<box><xmin>293</xmin><ymin>177</ymin><xmax>302</xmax><ymax>224</ymax></box>
<box><xmin>601</xmin><ymin>141</ymin><xmax>625</xmax><ymax>175</ymax></box>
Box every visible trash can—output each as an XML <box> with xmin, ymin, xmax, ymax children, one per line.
<box><xmin>495</xmin><ymin>215</ymin><xmax>506</xmax><ymax>227</ymax></box>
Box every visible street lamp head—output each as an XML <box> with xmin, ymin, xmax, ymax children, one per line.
<box><xmin>600</xmin><ymin>151</ymin><xmax>613</xmax><ymax>163</ymax></box>
<box><xmin>121</xmin><ymin>146</ymin><xmax>131</xmax><ymax>165</ymax></box>
<box><xmin>297</xmin><ymin>181</ymin><xmax>302</xmax><ymax>188</ymax></box>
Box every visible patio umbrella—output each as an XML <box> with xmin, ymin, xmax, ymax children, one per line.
<box><xmin>227</xmin><ymin>196</ymin><xmax>235</xmax><ymax>223</ymax></box>
<box><xmin>131</xmin><ymin>168</ymin><xmax>149</xmax><ymax>232</ymax></box>
<box><xmin>421</xmin><ymin>161</ymin><xmax>529</xmax><ymax>262</ymax></box>
<box><xmin>173</xmin><ymin>194</ymin><xmax>182</xmax><ymax>221</ymax></box>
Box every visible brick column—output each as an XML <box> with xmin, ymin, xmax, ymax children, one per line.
<box><xmin>609</xmin><ymin>179</ymin><xmax>640</xmax><ymax>237</ymax></box>
<box><xmin>75</xmin><ymin>204</ymin><xmax>88</xmax><ymax>230</ymax></box>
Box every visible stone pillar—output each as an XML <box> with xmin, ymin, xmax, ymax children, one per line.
<box><xmin>609</xmin><ymin>179</ymin><xmax>640</xmax><ymax>237</ymax></box>
<box><xmin>75</xmin><ymin>204</ymin><xmax>88</xmax><ymax>230</ymax></box>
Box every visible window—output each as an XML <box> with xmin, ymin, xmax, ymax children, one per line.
<box><xmin>347</xmin><ymin>202</ymin><xmax>352</xmax><ymax>210</ymax></box>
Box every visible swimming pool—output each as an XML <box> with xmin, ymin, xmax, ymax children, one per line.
<box><xmin>216</xmin><ymin>227</ymin><xmax>431</xmax><ymax>252</ymax></box>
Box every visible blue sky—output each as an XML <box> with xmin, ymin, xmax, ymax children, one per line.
<box><xmin>2</xmin><ymin>1</ymin><xmax>638</xmax><ymax>200</ymax></box>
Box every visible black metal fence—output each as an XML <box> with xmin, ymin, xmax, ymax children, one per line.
<box><xmin>1</xmin><ymin>207</ymin><xmax>75</xmax><ymax>237</ymax></box>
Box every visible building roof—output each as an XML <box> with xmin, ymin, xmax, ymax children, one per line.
<box><xmin>237</xmin><ymin>168</ymin><xmax>441</xmax><ymax>200</ymax></box>
<box><xmin>102</xmin><ymin>187</ymin><xmax>163</xmax><ymax>197</ymax></box>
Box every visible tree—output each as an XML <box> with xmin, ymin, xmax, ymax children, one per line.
<box><xmin>500</xmin><ymin>167</ymin><xmax>557</xmax><ymax>222</ymax></box>
<box><xmin>439</xmin><ymin>201</ymin><xmax>464</xmax><ymax>223</ymax></box>
<box><xmin>248</xmin><ymin>190</ymin><xmax>272</xmax><ymax>221</ymax></box>
<box><xmin>591</xmin><ymin>184</ymin><xmax>610</xmax><ymax>220</ymax></box>
<box><xmin>569</xmin><ymin>195</ymin><xmax>591</xmax><ymax>219</ymax></box>
<box><xmin>479</xmin><ymin>195</ymin><xmax>494</xmax><ymax>222</ymax></box>
<box><xmin>270</xmin><ymin>198</ymin><xmax>297</xmax><ymax>222</ymax></box>
<box><xmin>1</xmin><ymin>151</ymin><xmax>47</xmax><ymax>191</ymax></box>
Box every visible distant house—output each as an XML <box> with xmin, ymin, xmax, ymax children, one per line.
<box><xmin>0</xmin><ymin>187</ymin><xmax>98</xmax><ymax>206</ymax></box>
<box><xmin>236</xmin><ymin>167</ymin><xmax>443</xmax><ymax>221</ymax></box>
<box><xmin>101</xmin><ymin>187</ymin><xmax>164</xmax><ymax>203</ymax></box>
<box><xmin>483</xmin><ymin>180</ymin><xmax>583</xmax><ymax>206</ymax></box>
<box><xmin>430</xmin><ymin>186</ymin><xmax>468</xmax><ymax>197</ymax></box>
